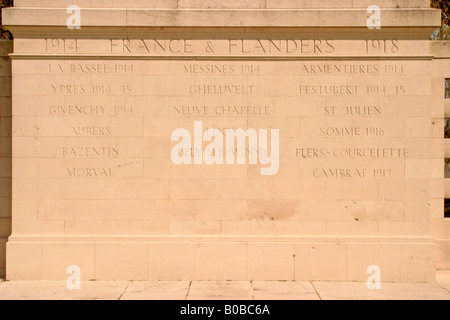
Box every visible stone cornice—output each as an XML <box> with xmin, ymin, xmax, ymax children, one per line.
<box><xmin>2</xmin><ymin>8</ymin><xmax>441</xmax><ymax>29</ymax></box>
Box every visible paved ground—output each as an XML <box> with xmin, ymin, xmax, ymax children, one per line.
<box><xmin>0</xmin><ymin>271</ymin><xmax>449</xmax><ymax>300</ymax></box>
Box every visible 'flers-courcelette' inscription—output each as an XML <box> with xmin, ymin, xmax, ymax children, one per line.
<box><xmin>297</xmin><ymin>148</ymin><xmax>409</xmax><ymax>159</ymax></box>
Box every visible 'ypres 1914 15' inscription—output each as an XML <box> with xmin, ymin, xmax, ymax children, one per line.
<box><xmin>51</xmin><ymin>84</ymin><xmax>133</xmax><ymax>95</ymax></box>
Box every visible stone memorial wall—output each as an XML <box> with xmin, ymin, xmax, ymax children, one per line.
<box><xmin>1</xmin><ymin>0</ymin><xmax>448</xmax><ymax>281</ymax></box>
<box><xmin>0</xmin><ymin>40</ymin><xmax>11</xmax><ymax>278</ymax></box>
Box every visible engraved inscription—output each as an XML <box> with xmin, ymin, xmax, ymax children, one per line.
<box><xmin>62</xmin><ymin>147</ymin><xmax>119</xmax><ymax>158</ymax></box>
<box><xmin>67</xmin><ymin>168</ymin><xmax>113</xmax><ymax>178</ymax></box>
<box><xmin>38</xmin><ymin>60</ymin><xmax>420</xmax><ymax>184</ymax></box>
<box><xmin>40</xmin><ymin>39</ymin><xmax>410</xmax><ymax>56</ymax></box>
<box><xmin>189</xmin><ymin>85</ymin><xmax>255</xmax><ymax>95</ymax></box>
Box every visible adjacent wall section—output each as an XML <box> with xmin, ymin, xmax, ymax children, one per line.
<box><xmin>0</xmin><ymin>40</ymin><xmax>12</xmax><ymax>278</ymax></box>
<box><xmin>432</xmin><ymin>41</ymin><xmax>450</xmax><ymax>270</ymax></box>
<box><xmin>11</xmin><ymin>0</ymin><xmax>435</xmax><ymax>9</ymax></box>
<box><xmin>2</xmin><ymin>2</ymin><xmax>445</xmax><ymax>281</ymax></box>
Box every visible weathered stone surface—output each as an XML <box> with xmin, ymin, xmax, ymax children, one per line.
<box><xmin>0</xmin><ymin>1</ymin><xmax>448</xmax><ymax>282</ymax></box>
<box><xmin>0</xmin><ymin>277</ymin><xmax>449</xmax><ymax>300</ymax></box>
<box><xmin>0</xmin><ymin>40</ymin><xmax>12</xmax><ymax>278</ymax></box>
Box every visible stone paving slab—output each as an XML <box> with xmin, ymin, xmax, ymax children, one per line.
<box><xmin>380</xmin><ymin>283</ymin><xmax>450</xmax><ymax>300</ymax></box>
<box><xmin>311</xmin><ymin>282</ymin><xmax>450</xmax><ymax>300</ymax></box>
<box><xmin>440</xmin><ymin>284</ymin><xmax>450</xmax><ymax>293</ymax></box>
<box><xmin>435</xmin><ymin>272</ymin><xmax>450</xmax><ymax>294</ymax></box>
<box><xmin>49</xmin><ymin>281</ymin><xmax>130</xmax><ymax>300</ymax></box>
<box><xmin>0</xmin><ymin>282</ymin><xmax>65</xmax><ymax>300</ymax></box>
<box><xmin>187</xmin><ymin>281</ymin><xmax>254</xmax><ymax>300</ymax></box>
<box><xmin>0</xmin><ymin>272</ymin><xmax>449</xmax><ymax>300</ymax></box>
<box><xmin>121</xmin><ymin>281</ymin><xmax>190</xmax><ymax>300</ymax></box>
<box><xmin>437</xmin><ymin>271</ymin><xmax>450</xmax><ymax>284</ymax></box>
<box><xmin>252</xmin><ymin>281</ymin><xmax>319</xmax><ymax>300</ymax></box>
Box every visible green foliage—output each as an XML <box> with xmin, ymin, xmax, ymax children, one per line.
<box><xmin>431</xmin><ymin>0</ymin><xmax>450</xmax><ymax>40</ymax></box>
<box><xmin>446</xmin><ymin>118</ymin><xmax>450</xmax><ymax>137</ymax></box>
<box><xmin>446</xmin><ymin>79</ymin><xmax>450</xmax><ymax>99</ymax></box>
<box><xmin>0</xmin><ymin>0</ymin><xmax>13</xmax><ymax>39</ymax></box>
<box><xmin>446</xmin><ymin>115</ymin><xmax>450</xmax><ymax>169</ymax></box>
<box><xmin>444</xmin><ymin>83</ymin><xmax>450</xmax><ymax>154</ymax></box>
